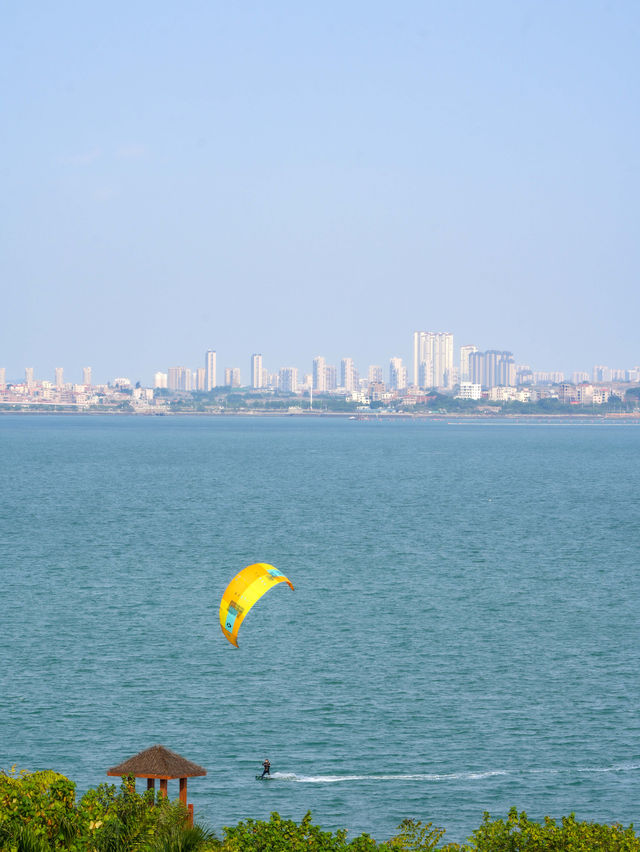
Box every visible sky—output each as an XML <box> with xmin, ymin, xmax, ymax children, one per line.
<box><xmin>2</xmin><ymin>1</ymin><xmax>639</xmax><ymax>385</ymax></box>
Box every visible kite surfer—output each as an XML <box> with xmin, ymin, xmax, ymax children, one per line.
<box><xmin>260</xmin><ymin>759</ymin><xmax>271</xmax><ymax>778</ymax></box>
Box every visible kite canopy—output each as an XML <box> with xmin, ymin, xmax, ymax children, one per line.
<box><xmin>219</xmin><ymin>562</ymin><xmax>294</xmax><ymax>647</ymax></box>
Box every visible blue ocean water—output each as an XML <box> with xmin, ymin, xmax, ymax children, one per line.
<box><xmin>1</xmin><ymin>414</ymin><xmax>639</xmax><ymax>844</ymax></box>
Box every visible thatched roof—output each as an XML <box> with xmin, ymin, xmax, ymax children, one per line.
<box><xmin>107</xmin><ymin>744</ymin><xmax>207</xmax><ymax>780</ymax></box>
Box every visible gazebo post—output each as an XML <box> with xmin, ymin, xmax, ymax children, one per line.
<box><xmin>179</xmin><ymin>777</ymin><xmax>187</xmax><ymax>806</ymax></box>
<box><xmin>159</xmin><ymin>779</ymin><xmax>168</xmax><ymax>797</ymax></box>
<box><xmin>147</xmin><ymin>778</ymin><xmax>155</xmax><ymax>792</ymax></box>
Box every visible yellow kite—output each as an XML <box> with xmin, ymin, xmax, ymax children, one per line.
<box><xmin>219</xmin><ymin>563</ymin><xmax>294</xmax><ymax>647</ymax></box>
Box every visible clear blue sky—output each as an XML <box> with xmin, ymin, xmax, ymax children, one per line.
<box><xmin>2</xmin><ymin>1</ymin><xmax>639</xmax><ymax>384</ymax></box>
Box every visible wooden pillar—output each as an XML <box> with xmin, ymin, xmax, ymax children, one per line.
<box><xmin>179</xmin><ymin>777</ymin><xmax>187</xmax><ymax>806</ymax></box>
<box><xmin>188</xmin><ymin>803</ymin><xmax>194</xmax><ymax>827</ymax></box>
<box><xmin>147</xmin><ymin>778</ymin><xmax>155</xmax><ymax>792</ymax></box>
<box><xmin>159</xmin><ymin>778</ymin><xmax>168</xmax><ymax>798</ymax></box>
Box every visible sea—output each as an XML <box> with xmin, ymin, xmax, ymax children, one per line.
<box><xmin>1</xmin><ymin>414</ymin><xmax>639</xmax><ymax>845</ymax></box>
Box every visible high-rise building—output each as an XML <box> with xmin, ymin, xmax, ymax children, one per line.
<box><xmin>413</xmin><ymin>332</ymin><xmax>454</xmax><ymax>389</ymax></box>
<box><xmin>313</xmin><ymin>357</ymin><xmax>327</xmax><ymax>392</ymax></box>
<box><xmin>469</xmin><ymin>350</ymin><xmax>515</xmax><ymax>389</ymax></box>
<box><xmin>341</xmin><ymin>358</ymin><xmax>358</xmax><ymax>392</ymax></box>
<box><xmin>325</xmin><ymin>365</ymin><xmax>337</xmax><ymax>391</ymax></box>
<box><xmin>533</xmin><ymin>371</ymin><xmax>565</xmax><ymax>385</ymax></box>
<box><xmin>300</xmin><ymin>373</ymin><xmax>312</xmax><ymax>391</ymax></box>
<box><xmin>167</xmin><ymin>366</ymin><xmax>191</xmax><ymax>391</ymax></box>
<box><xmin>389</xmin><ymin>357</ymin><xmax>407</xmax><ymax>390</ymax></box>
<box><xmin>154</xmin><ymin>372</ymin><xmax>168</xmax><ymax>389</ymax></box>
<box><xmin>459</xmin><ymin>345</ymin><xmax>478</xmax><ymax>382</ymax></box>
<box><xmin>368</xmin><ymin>365</ymin><xmax>383</xmax><ymax>384</ymax></box>
<box><xmin>82</xmin><ymin>367</ymin><xmax>92</xmax><ymax>386</ymax></box>
<box><xmin>251</xmin><ymin>354</ymin><xmax>263</xmax><ymax>389</ymax></box>
<box><xmin>516</xmin><ymin>366</ymin><xmax>534</xmax><ymax>386</ymax></box>
<box><xmin>469</xmin><ymin>351</ymin><xmax>484</xmax><ymax>386</ymax></box>
<box><xmin>55</xmin><ymin>367</ymin><xmax>64</xmax><ymax>388</ymax></box>
<box><xmin>267</xmin><ymin>372</ymin><xmax>280</xmax><ymax>390</ymax></box>
<box><xmin>196</xmin><ymin>367</ymin><xmax>206</xmax><ymax>391</ymax></box>
<box><xmin>500</xmin><ymin>353</ymin><xmax>515</xmax><ymax>387</ymax></box>
<box><xmin>25</xmin><ymin>367</ymin><xmax>34</xmax><ymax>387</ymax></box>
<box><xmin>593</xmin><ymin>365</ymin><xmax>612</xmax><ymax>383</ymax></box>
<box><xmin>279</xmin><ymin>367</ymin><xmax>298</xmax><ymax>393</ymax></box>
<box><xmin>626</xmin><ymin>367</ymin><xmax>640</xmax><ymax>383</ymax></box>
<box><xmin>0</xmin><ymin>367</ymin><xmax>5</xmax><ymax>390</ymax></box>
<box><xmin>572</xmin><ymin>371</ymin><xmax>590</xmax><ymax>385</ymax></box>
<box><xmin>205</xmin><ymin>350</ymin><xmax>217</xmax><ymax>391</ymax></box>
<box><xmin>224</xmin><ymin>367</ymin><xmax>241</xmax><ymax>387</ymax></box>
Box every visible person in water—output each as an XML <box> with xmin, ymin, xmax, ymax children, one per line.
<box><xmin>261</xmin><ymin>759</ymin><xmax>271</xmax><ymax>778</ymax></box>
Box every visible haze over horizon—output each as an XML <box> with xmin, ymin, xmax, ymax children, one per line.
<box><xmin>3</xmin><ymin>1</ymin><xmax>639</xmax><ymax>385</ymax></box>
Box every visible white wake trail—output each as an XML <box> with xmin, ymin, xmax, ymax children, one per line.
<box><xmin>268</xmin><ymin>764</ymin><xmax>640</xmax><ymax>784</ymax></box>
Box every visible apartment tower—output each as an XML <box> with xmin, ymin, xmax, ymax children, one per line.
<box><xmin>251</xmin><ymin>354</ymin><xmax>263</xmax><ymax>389</ymax></box>
<box><xmin>205</xmin><ymin>350</ymin><xmax>217</xmax><ymax>391</ymax></box>
<box><xmin>413</xmin><ymin>332</ymin><xmax>454</xmax><ymax>389</ymax></box>
<box><xmin>312</xmin><ymin>357</ymin><xmax>327</xmax><ymax>392</ymax></box>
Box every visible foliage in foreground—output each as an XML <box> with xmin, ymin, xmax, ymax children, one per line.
<box><xmin>219</xmin><ymin>810</ymin><xmax>640</xmax><ymax>851</ymax></box>
<box><xmin>2</xmin><ymin>768</ymin><xmax>640</xmax><ymax>851</ymax></box>
<box><xmin>465</xmin><ymin>807</ymin><xmax>640</xmax><ymax>851</ymax></box>
<box><xmin>0</xmin><ymin>767</ymin><xmax>214</xmax><ymax>851</ymax></box>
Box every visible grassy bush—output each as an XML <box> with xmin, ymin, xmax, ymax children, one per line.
<box><xmin>0</xmin><ymin>767</ymin><xmax>215</xmax><ymax>851</ymax></box>
<box><xmin>2</xmin><ymin>768</ymin><xmax>640</xmax><ymax>850</ymax></box>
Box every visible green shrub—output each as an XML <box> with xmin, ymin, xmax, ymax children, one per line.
<box><xmin>220</xmin><ymin>810</ymin><xmax>378</xmax><ymax>852</ymax></box>
<box><xmin>3</xmin><ymin>768</ymin><xmax>640</xmax><ymax>851</ymax></box>
<box><xmin>465</xmin><ymin>807</ymin><xmax>640</xmax><ymax>851</ymax></box>
<box><xmin>0</xmin><ymin>767</ymin><xmax>216</xmax><ymax>851</ymax></box>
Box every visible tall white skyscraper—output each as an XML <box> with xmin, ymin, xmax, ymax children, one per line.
<box><xmin>341</xmin><ymin>357</ymin><xmax>358</xmax><ymax>392</ymax></box>
<box><xmin>593</xmin><ymin>365</ymin><xmax>612</xmax><ymax>383</ymax></box>
<box><xmin>168</xmin><ymin>366</ymin><xmax>190</xmax><ymax>390</ymax></box>
<box><xmin>312</xmin><ymin>356</ymin><xmax>327</xmax><ymax>392</ymax></box>
<box><xmin>0</xmin><ymin>367</ymin><xmax>5</xmax><ymax>389</ymax></box>
<box><xmin>251</xmin><ymin>354</ymin><xmax>263</xmax><ymax>388</ymax></box>
<box><xmin>484</xmin><ymin>350</ymin><xmax>515</xmax><ymax>388</ymax></box>
<box><xmin>413</xmin><ymin>332</ymin><xmax>454</xmax><ymax>389</ymax></box>
<box><xmin>25</xmin><ymin>367</ymin><xmax>34</xmax><ymax>387</ymax></box>
<box><xmin>469</xmin><ymin>350</ymin><xmax>515</xmax><ymax>388</ymax></box>
<box><xmin>224</xmin><ymin>367</ymin><xmax>241</xmax><ymax>387</ymax></box>
<box><xmin>389</xmin><ymin>357</ymin><xmax>408</xmax><ymax>390</ymax></box>
<box><xmin>205</xmin><ymin>350</ymin><xmax>217</xmax><ymax>391</ymax></box>
<box><xmin>368</xmin><ymin>365</ymin><xmax>383</xmax><ymax>383</ymax></box>
<box><xmin>459</xmin><ymin>345</ymin><xmax>478</xmax><ymax>383</ymax></box>
<box><xmin>154</xmin><ymin>372</ymin><xmax>168</xmax><ymax>389</ymax></box>
<box><xmin>82</xmin><ymin>367</ymin><xmax>92</xmax><ymax>386</ymax></box>
<box><xmin>279</xmin><ymin>367</ymin><xmax>298</xmax><ymax>393</ymax></box>
<box><xmin>55</xmin><ymin>367</ymin><xmax>64</xmax><ymax>388</ymax></box>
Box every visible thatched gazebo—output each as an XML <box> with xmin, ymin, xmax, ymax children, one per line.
<box><xmin>107</xmin><ymin>744</ymin><xmax>206</xmax><ymax>822</ymax></box>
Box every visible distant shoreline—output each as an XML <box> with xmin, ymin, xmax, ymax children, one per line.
<box><xmin>1</xmin><ymin>409</ymin><xmax>639</xmax><ymax>423</ymax></box>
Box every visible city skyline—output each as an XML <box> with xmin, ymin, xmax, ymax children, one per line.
<box><xmin>3</xmin><ymin>328</ymin><xmax>638</xmax><ymax>390</ymax></box>
<box><xmin>3</xmin><ymin>4</ymin><xmax>639</xmax><ymax>388</ymax></box>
